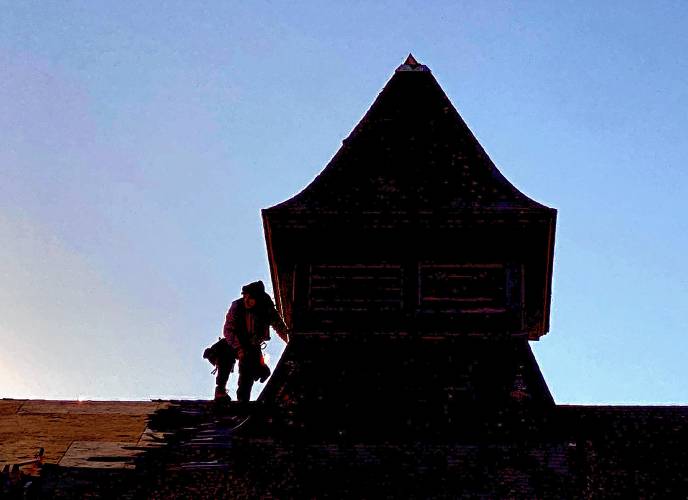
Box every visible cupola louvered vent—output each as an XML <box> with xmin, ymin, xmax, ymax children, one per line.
<box><xmin>309</xmin><ymin>264</ymin><xmax>404</xmax><ymax>312</ymax></box>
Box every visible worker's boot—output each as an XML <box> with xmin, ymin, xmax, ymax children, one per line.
<box><xmin>214</xmin><ymin>386</ymin><xmax>231</xmax><ymax>402</ymax></box>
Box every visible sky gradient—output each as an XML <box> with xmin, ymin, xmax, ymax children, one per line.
<box><xmin>1</xmin><ymin>1</ymin><xmax>687</xmax><ymax>403</ymax></box>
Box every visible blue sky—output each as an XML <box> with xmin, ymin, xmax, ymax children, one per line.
<box><xmin>1</xmin><ymin>1</ymin><xmax>687</xmax><ymax>403</ymax></box>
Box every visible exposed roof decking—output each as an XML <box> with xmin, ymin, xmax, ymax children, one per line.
<box><xmin>0</xmin><ymin>399</ymin><xmax>167</xmax><ymax>470</ymax></box>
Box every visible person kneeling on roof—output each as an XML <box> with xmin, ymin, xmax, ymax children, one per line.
<box><xmin>205</xmin><ymin>280</ymin><xmax>290</xmax><ymax>402</ymax></box>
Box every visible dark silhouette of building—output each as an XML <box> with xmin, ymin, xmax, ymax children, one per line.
<box><xmin>259</xmin><ymin>54</ymin><xmax>556</xmax><ymax>441</ymax></box>
<box><xmin>6</xmin><ymin>55</ymin><xmax>688</xmax><ymax>499</ymax></box>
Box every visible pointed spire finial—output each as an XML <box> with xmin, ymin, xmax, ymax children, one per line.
<box><xmin>404</xmin><ymin>53</ymin><xmax>419</xmax><ymax>66</ymax></box>
<box><xmin>396</xmin><ymin>53</ymin><xmax>430</xmax><ymax>73</ymax></box>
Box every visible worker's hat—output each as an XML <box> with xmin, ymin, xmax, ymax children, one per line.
<box><xmin>242</xmin><ymin>280</ymin><xmax>266</xmax><ymax>297</ymax></box>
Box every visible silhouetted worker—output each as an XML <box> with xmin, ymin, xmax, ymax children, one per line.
<box><xmin>216</xmin><ymin>280</ymin><xmax>289</xmax><ymax>402</ymax></box>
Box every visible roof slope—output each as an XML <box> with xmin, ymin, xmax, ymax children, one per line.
<box><xmin>6</xmin><ymin>399</ymin><xmax>688</xmax><ymax>497</ymax></box>
<box><xmin>268</xmin><ymin>56</ymin><xmax>549</xmax><ymax>214</ymax></box>
<box><xmin>136</xmin><ymin>401</ymin><xmax>688</xmax><ymax>498</ymax></box>
<box><xmin>0</xmin><ymin>400</ymin><xmax>166</xmax><ymax>468</ymax></box>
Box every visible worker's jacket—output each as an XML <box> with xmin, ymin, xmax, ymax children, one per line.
<box><xmin>223</xmin><ymin>297</ymin><xmax>288</xmax><ymax>356</ymax></box>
